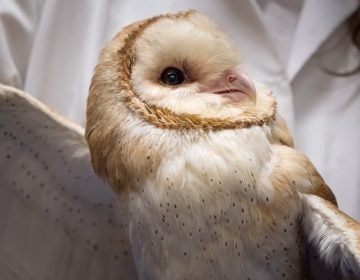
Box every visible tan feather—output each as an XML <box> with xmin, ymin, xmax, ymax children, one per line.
<box><xmin>270</xmin><ymin>144</ymin><xmax>337</xmax><ymax>205</ymax></box>
<box><xmin>269</xmin><ymin>114</ymin><xmax>294</xmax><ymax>147</ymax></box>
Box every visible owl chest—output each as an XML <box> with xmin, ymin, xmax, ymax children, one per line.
<box><xmin>125</xmin><ymin>148</ymin><xmax>306</xmax><ymax>280</ymax></box>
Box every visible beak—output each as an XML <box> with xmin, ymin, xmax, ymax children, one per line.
<box><xmin>199</xmin><ymin>69</ymin><xmax>256</xmax><ymax>102</ymax></box>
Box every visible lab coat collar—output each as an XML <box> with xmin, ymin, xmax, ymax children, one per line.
<box><xmin>287</xmin><ymin>0</ymin><xmax>358</xmax><ymax>80</ymax></box>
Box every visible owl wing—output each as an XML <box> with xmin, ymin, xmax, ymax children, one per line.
<box><xmin>0</xmin><ymin>84</ymin><xmax>138</xmax><ymax>280</ymax></box>
<box><xmin>271</xmin><ymin>144</ymin><xmax>337</xmax><ymax>204</ymax></box>
<box><xmin>301</xmin><ymin>194</ymin><xmax>360</xmax><ymax>279</ymax></box>
<box><xmin>271</xmin><ymin>144</ymin><xmax>360</xmax><ymax>278</ymax></box>
<box><xmin>270</xmin><ymin>115</ymin><xmax>294</xmax><ymax>147</ymax></box>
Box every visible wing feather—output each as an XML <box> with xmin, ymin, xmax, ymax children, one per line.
<box><xmin>270</xmin><ymin>115</ymin><xmax>294</xmax><ymax>147</ymax></box>
<box><xmin>0</xmin><ymin>84</ymin><xmax>138</xmax><ymax>280</ymax></box>
<box><xmin>301</xmin><ymin>194</ymin><xmax>360</xmax><ymax>279</ymax></box>
<box><xmin>271</xmin><ymin>144</ymin><xmax>337</xmax><ymax>204</ymax></box>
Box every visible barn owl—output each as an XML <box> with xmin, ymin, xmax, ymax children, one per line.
<box><xmin>85</xmin><ymin>10</ymin><xmax>360</xmax><ymax>280</ymax></box>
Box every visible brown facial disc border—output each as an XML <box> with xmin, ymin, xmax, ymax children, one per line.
<box><xmin>116</xmin><ymin>10</ymin><xmax>276</xmax><ymax>131</ymax></box>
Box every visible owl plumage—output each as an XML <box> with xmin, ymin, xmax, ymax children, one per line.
<box><xmin>86</xmin><ymin>10</ymin><xmax>360</xmax><ymax>280</ymax></box>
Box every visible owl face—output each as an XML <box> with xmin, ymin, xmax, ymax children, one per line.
<box><xmin>131</xmin><ymin>12</ymin><xmax>257</xmax><ymax>120</ymax></box>
<box><xmin>88</xmin><ymin>10</ymin><xmax>275</xmax><ymax>133</ymax></box>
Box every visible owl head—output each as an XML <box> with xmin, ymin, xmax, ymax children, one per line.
<box><xmin>86</xmin><ymin>10</ymin><xmax>277</xmax><ymax>185</ymax></box>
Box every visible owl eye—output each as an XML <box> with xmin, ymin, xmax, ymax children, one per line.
<box><xmin>160</xmin><ymin>67</ymin><xmax>185</xmax><ymax>85</ymax></box>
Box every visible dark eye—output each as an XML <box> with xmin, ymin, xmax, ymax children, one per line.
<box><xmin>160</xmin><ymin>67</ymin><xmax>185</xmax><ymax>85</ymax></box>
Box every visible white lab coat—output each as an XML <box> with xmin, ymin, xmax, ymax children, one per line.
<box><xmin>0</xmin><ymin>0</ymin><xmax>359</xmax><ymax>278</ymax></box>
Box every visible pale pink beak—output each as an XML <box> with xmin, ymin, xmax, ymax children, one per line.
<box><xmin>199</xmin><ymin>69</ymin><xmax>256</xmax><ymax>102</ymax></box>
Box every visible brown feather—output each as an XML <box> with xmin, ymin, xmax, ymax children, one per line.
<box><xmin>270</xmin><ymin>144</ymin><xmax>337</xmax><ymax>205</ymax></box>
